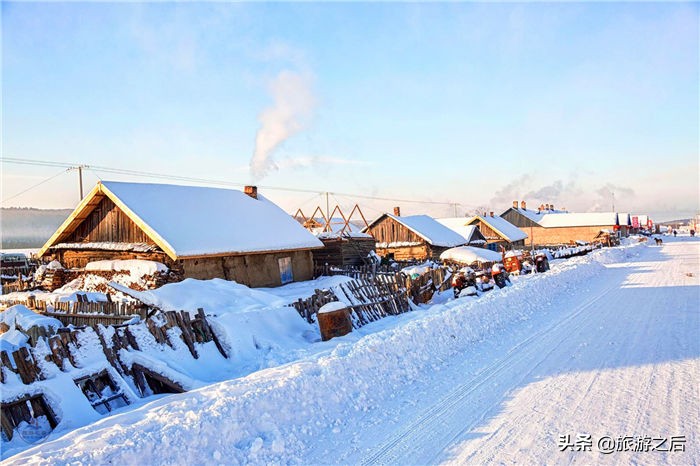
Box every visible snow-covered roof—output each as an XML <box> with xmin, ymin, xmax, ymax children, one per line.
<box><xmin>309</xmin><ymin>218</ymin><xmax>373</xmax><ymax>239</ymax></box>
<box><xmin>436</xmin><ymin>218</ymin><xmax>486</xmax><ymax>244</ymax></box>
<box><xmin>617</xmin><ymin>213</ymin><xmax>631</xmax><ymax>226</ymax></box>
<box><xmin>39</xmin><ymin>181</ymin><xmax>323</xmax><ymax>259</ymax></box>
<box><xmin>634</xmin><ymin>215</ymin><xmax>649</xmax><ymax>226</ymax></box>
<box><xmin>537</xmin><ymin>212</ymin><xmax>619</xmax><ymax>228</ymax></box>
<box><xmin>382</xmin><ymin>214</ymin><xmax>467</xmax><ymax>247</ymax></box>
<box><xmin>509</xmin><ymin>208</ymin><xmax>568</xmax><ymax>224</ymax></box>
<box><xmin>440</xmin><ymin>246</ymin><xmax>502</xmax><ymax>264</ymax></box>
<box><xmin>468</xmin><ymin>215</ymin><xmax>528</xmax><ymax>242</ymax></box>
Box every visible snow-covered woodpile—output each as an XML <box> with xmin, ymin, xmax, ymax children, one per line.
<box><xmin>0</xmin><ymin>305</ymin><xmax>226</xmax><ymax>443</ymax></box>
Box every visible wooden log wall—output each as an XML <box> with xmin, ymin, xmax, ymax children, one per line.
<box><xmin>313</xmin><ymin>237</ymin><xmax>376</xmax><ymax>267</ymax></box>
<box><xmin>365</xmin><ymin>215</ymin><xmax>424</xmax><ymax>246</ymax></box>
<box><xmin>65</xmin><ymin>196</ymin><xmax>155</xmax><ymax>245</ymax></box>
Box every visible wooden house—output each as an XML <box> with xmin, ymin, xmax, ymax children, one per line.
<box><xmin>294</xmin><ymin>206</ymin><xmax>376</xmax><ymax>267</ymax></box>
<box><xmin>302</xmin><ymin>218</ymin><xmax>376</xmax><ymax>267</ymax></box>
<box><xmin>617</xmin><ymin>213</ymin><xmax>631</xmax><ymax>237</ymax></box>
<box><xmin>363</xmin><ymin>208</ymin><xmax>466</xmax><ymax>261</ymax></box>
<box><xmin>464</xmin><ymin>213</ymin><xmax>527</xmax><ymax>251</ymax></box>
<box><xmin>38</xmin><ymin>181</ymin><xmax>324</xmax><ymax>288</ymax></box>
<box><xmin>500</xmin><ymin>200</ymin><xmax>621</xmax><ymax>247</ymax></box>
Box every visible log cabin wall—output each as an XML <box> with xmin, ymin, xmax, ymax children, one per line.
<box><xmin>366</xmin><ymin>216</ymin><xmax>424</xmax><ymax>246</ymax></box>
<box><xmin>376</xmin><ymin>244</ymin><xmax>429</xmax><ymax>261</ymax></box>
<box><xmin>500</xmin><ymin>208</ymin><xmax>540</xmax><ymax>228</ymax></box>
<box><xmin>181</xmin><ymin>249</ymin><xmax>314</xmax><ymax>287</ymax></box>
<box><xmin>48</xmin><ymin>250</ymin><xmax>173</xmax><ymax>269</ymax></box>
<box><xmin>366</xmin><ymin>215</ymin><xmax>434</xmax><ymax>261</ymax></box>
<box><xmin>523</xmin><ymin>225</ymin><xmax>618</xmax><ymax>247</ymax></box>
<box><xmin>65</xmin><ymin>197</ymin><xmax>155</xmax><ymax>245</ymax></box>
<box><xmin>313</xmin><ymin>237</ymin><xmax>376</xmax><ymax>267</ymax></box>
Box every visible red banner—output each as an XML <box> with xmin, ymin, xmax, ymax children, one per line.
<box><xmin>632</xmin><ymin>216</ymin><xmax>639</xmax><ymax>228</ymax></box>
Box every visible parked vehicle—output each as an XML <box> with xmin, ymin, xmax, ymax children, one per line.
<box><xmin>535</xmin><ymin>253</ymin><xmax>550</xmax><ymax>273</ymax></box>
<box><xmin>451</xmin><ymin>267</ymin><xmax>477</xmax><ymax>298</ymax></box>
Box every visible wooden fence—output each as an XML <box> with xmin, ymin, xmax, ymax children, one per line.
<box><xmin>0</xmin><ymin>297</ymin><xmax>149</xmax><ymax>327</ymax></box>
<box><xmin>291</xmin><ymin>274</ymin><xmax>411</xmax><ymax>328</ymax></box>
<box><xmin>402</xmin><ymin>267</ymin><xmax>451</xmax><ymax>304</ymax></box>
<box><xmin>314</xmin><ymin>261</ymin><xmax>421</xmax><ymax>280</ymax></box>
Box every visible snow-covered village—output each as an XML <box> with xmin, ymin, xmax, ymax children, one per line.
<box><xmin>1</xmin><ymin>2</ymin><xmax>699</xmax><ymax>465</ymax></box>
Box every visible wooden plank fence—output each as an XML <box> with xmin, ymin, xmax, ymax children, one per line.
<box><xmin>291</xmin><ymin>274</ymin><xmax>411</xmax><ymax>328</ymax></box>
<box><xmin>0</xmin><ymin>296</ymin><xmax>149</xmax><ymax>327</ymax></box>
<box><xmin>314</xmin><ymin>262</ymin><xmax>421</xmax><ymax>280</ymax></box>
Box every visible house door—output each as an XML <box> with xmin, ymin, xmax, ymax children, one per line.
<box><xmin>278</xmin><ymin>257</ymin><xmax>293</xmax><ymax>284</ymax></box>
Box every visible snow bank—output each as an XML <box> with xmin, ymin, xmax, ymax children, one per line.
<box><xmin>8</xmin><ymin>243</ymin><xmax>646</xmax><ymax>465</ymax></box>
<box><xmin>134</xmin><ymin>278</ymin><xmax>289</xmax><ymax>314</ymax></box>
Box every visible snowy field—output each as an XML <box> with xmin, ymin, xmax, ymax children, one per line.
<box><xmin>4</xmin><ymin>238</ymin><xmax>699</xmax><ymax>465</ymax></box>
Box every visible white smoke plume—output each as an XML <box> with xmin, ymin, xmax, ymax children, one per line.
<box><xmin>250</xmin><ymin>70</ymin><xmax>316</xmax><ymax>179</ymax></box>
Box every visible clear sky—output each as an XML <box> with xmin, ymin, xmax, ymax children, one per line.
<box><xmin>2</xmin><ymin>1</ymin><xmax>698</xmax><ymax>222</ymax></box>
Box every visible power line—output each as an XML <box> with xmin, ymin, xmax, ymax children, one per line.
<box><xmin>1</xmin><ymin>156</ymin><xmax>469</xmax><ymax>207</ymax></box>
<box><xmin>0</xmin><ymin>168</ymin><xmax>71</xmax><ymax>205</ymax></box>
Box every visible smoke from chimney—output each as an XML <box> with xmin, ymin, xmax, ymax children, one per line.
<box><xmin>249</xmin><ymin>71</ymin><xmax>315</xmax><ymax>179</ymax></box>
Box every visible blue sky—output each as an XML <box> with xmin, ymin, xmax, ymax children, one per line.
<box><xmin>2</xmin><ymin>1</ymin><xmax>698</xmax><ymax>221</ymax></box>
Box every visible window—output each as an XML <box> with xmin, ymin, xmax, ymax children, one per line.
<box><xmin>278</xmin><ymin>257</ymin><xmax>293</xmax><ymax>284</ymax></box>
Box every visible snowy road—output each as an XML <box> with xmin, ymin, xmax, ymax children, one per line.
<box><xmin>6</xmin><ymin>240</ymin><xmax>699</xmax><ymax>465</ymax></box>
<box><xmin>342</xmin><ymin>240</ymin><xmax>699</xmax><ymax>464</ymax></box>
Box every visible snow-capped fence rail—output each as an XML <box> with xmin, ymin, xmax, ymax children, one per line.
<box><xmin>0</xmin><ymin>298</ymin><xmax>149</xmax><ymax>327</ymax></box>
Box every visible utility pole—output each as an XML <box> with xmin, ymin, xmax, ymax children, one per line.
<box><xmin>453</xmin><ymin>202</ymin><xmax>457</xmax><ymax>217</ymax></box>
<box><xmin>325</xmin><ymin>191</ymin><xmax>330</xmax><ymax>231</ymax></box>
<box><xmin>78</xmin><ymin>165</ymin><xmax>84</xmax><ymax>200</ymax></box>
<box><xmin>612</xmin><ymin>191</ymin><xmax>615</xmax><ymax>212</ymax></box>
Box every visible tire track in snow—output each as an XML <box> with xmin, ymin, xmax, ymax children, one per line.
<box><xmin>360</xmin><ymin>277</ymin><xmax>625</xmax><ymax>466</ymax></box>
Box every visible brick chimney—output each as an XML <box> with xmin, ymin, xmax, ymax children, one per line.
<box><xmin>244</xmin><ymin>185</ymin><xmax>258</xmax><ymax>200</ymax></box>
<box><xmin>539</xmin><ymin>204</ymin><xmax>545</xmax><ymax>212</ymax></box>
<box><xmin>513</xmin><ymin>200</ymin><xmax>518</xmax><ymax>209</ymax></box>
<box><xmin>393</xmin><ymin>206</ymin><xmax>401</xmax><ymax>217</ymax></box>
<box><xmin>490</xmin><ymin>211</ymin><xmax>494</xmax><ymax>217</ymax></box>
<box><xmin>521</xmin><ymin>200</ymin><xmax>526</xmax><ymax>210</ymax></box>
<box><xmin>550</xmin><ymin>203</ymin><xmax>555</xmax><ymax>210</ymax></box>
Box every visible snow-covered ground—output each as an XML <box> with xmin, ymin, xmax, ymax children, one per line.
<box><xmin>5</xmin><ymin>238</ymin><xmax>699</xmax><ymax>464</ymax></box>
